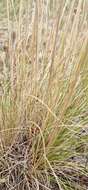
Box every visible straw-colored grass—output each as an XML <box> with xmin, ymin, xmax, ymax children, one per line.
<box><xmin>0</xmin><ymin>0</ymin><xmax>88</xmax><ymax>189</ymax></box>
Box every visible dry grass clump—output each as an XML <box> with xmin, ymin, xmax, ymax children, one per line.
<box><xmin>0</xmin><ymin>0</ymin><xmax>88</xmax><ymax>189</ymax></box>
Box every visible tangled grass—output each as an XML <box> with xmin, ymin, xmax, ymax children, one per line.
<box><xmin>0</xmin><ymin>0</ymin><xmax>88</xmax><ymax>189</ymax></box>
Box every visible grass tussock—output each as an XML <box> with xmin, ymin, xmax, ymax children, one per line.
<box><xmin>0</xmin><ymin>0</ymin><xmax>88</xmax><ymax>189</ymax></box>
